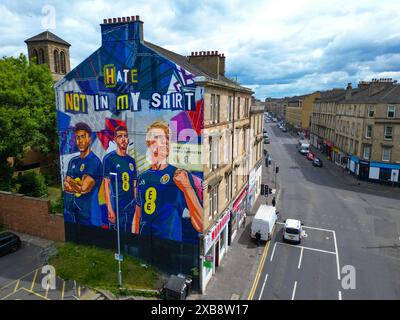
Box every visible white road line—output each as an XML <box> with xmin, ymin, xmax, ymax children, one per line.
<box><xmin>338</xmin><ymin>291</ymin><xmax>342</xmax><ymax>300</ymax></box>
<box><xmin>291</xmin><ymin>281</ymin><xmax>297</xmax><ymax>300</ymax></box>
<box><xmin>258</xmin><ymin>274</ymin><xmax>269</xmax><ymax>300</ymax></box>
<box><xmin>298</xmin><ymin>248</ymin><xmax>304</xmax><ymax>269</ymax></box>
<box><xmin>270</xmin><ymin>242</ymin><xmax>277</xmax><ymax>262</ymax></box>
<box><xmin>277</xmin><ymin>241</ymin><xmax>336</xmax><ymax>255</ymax></box>
<box><xmin>276</xmin><ymin>222</ymin><xmax>335</xmax><ymax>233</ymax></box>
<box><xmin>333</xmin><ymin>230</ymin><xmax>341</xmax><ymax>281</ymax></box>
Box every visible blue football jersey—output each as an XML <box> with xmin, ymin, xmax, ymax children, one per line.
<box><xmin>66</xmin><ymin>151</ymin><xmax>103</xmax><ymax>226</ymax></box>
<box><xmin>103</xmin><ymin>151</ymin><xmax>137</xmax><ymax>210</ymax></box>
<box><xmin>137</xmin><ymin>165</ymin><xmax>200</xmax><ymax>242</ymax></box>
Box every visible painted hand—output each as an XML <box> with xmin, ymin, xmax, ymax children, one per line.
<box><xmin>173</xmin><ymin>169</ymin><xmax>190</xmax><ymax>192</ymax></box>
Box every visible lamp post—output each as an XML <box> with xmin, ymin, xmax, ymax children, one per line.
<box><xmin>110</xmin><ymin>172</ymin><xmax>122</xmax><ymax>289</ymax></box>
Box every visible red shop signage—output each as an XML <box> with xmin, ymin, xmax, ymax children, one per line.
<box><xmin>211</xmin><ymin>211</ymin><xmax>231</xmax><ymax>241</ymax></box>
<box><xmin>233</xmin><ymin>187</ymin><xmax>248</xmax><ymax>211</ymax></box>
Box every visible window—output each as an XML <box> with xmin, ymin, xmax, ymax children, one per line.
<box><xmin>38</xmin><ymin>49</ymin><xmax>45</xmax><ymax>64</ymax></box>
<box><xmin>365</xmin><ymin>125</ymin><xmax>372</xmax><ymax>139</ymax></box>
<box><xmin>54</xmin><ymin>50</ymin><xmax>60</xmax><ymax>73</ymax></box>
<box><xmin>209</xmin><ymin>186</ymin><xmax>219</xmax><ymax>218</ymax></box>
<box><xmin>60</xmin><ymin>51</ymin><xmax>66</xmax><ymax>73</ymax></box>
<box><xmin>237</xmin><ymin>97</ymin><xmax>241</xmax><ymax>119</ymax></box>
<box><xmin>384</xmin><ymin>126</ymin><xmax>393</xmax><ymax>140</ymax></box>
<box><xmin>368</xmin><ymin>106</ymin><xmax>375</xmax><ymax>118</ymax></box>
<box><xmin>227</xmin><ymin>96</ymin><xmax>232</xmax><ymax>121</ymax></box>
<box><xmin>225</xmin><ymin>174</ymin><xmax>231</xmax><ymax>202</ymax></box>
<box><xmin>234</xmin><ymin>169</ymin><xmax>238</xmax><ymax>194</ymax></box>
<box><xmin>387</xmin><ymin>105</ymin><xmax>395</xmax><ymax>118</ymax></box>
<box><xmin>215</xmin><ymin>95</ymin><xmax>220</xmax><ymax>123</ymax></box>
<box><xmin>382</xmin><ymin>147</ymin><xmax>391</xmax><ymax>162</ymax></box>
<box><xmin>32</xmin><ymin>49</ymin><xmax>38</xmax><ymax>64</ymax></box>
<box><xmin>210</xmin><ymin>94</ymin><xmax>215</xmax><ymax>124</ymax></box>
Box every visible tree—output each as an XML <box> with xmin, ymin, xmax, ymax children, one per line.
<box><xmin>0</xmin><ymin>54</ymin><xmax>57</xmax><ymax>190</ymax></box>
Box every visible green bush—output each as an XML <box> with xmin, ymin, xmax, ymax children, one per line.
<box><xmin>50</xmin><ymin>194</ymin><xmax>64</xmax><ymax>214</ymax></box>
<box><xmin>18</xmin><ymin>171</ymin><xmax>48</xmax><ymax>197</ymax></box>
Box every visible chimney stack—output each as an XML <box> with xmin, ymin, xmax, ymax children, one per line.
<box><xmin>187</xmin><ymin>50</ymin><xmax>226</xmax><ymax>78</ymax></box>
<box><xmin>345</xmin><ymin>82</ymin><xmax>352</xmax><ymax>100</ymax></box>
<box><xmin>101</xmin><ymin>16</ymin><xmax>144</xmax><ymax>44</ymax></box>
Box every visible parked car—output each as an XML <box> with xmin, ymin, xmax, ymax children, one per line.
<box><xmin>0</xmin><ymin>232</ymin><xmax>22</xmax><ymax>257</ymax></box>
<box><xmin>264</xmin><ymin>137</ymin><xmax>270</xmax><ymax>144</ymax></box>
<box><xmin>306</xmin><ymin>152</ymin><xmax>315</xmax><ymax>161</ymax></box>
<box><xmin>297</xmin><ymin>141</ymin><xmax>310</xmax><ymax>155</ymax></box>
<box><xmin>312</xmin><ymin>157</ymin><xmax>323</xmax><ymax>167</ymax></box>
<box><xmin>283</xmin><ymin>219</ymin><xmax>303</xmax><ymax>244</ymax></box>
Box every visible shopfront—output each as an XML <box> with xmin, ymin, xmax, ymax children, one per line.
<box><xmin>229</xmin><ymin>186</ymin><xmax>248</xmax><ymax>244</ymax></box>
<box><xmin>368</xmin><ymin>162</ymin><xmax>400</xmax><ymax>184</ymax></box>
<box><xmin>349</xmin><ymin>155</ymin><xmax>359</xmax><ymax>174</ymax></box>
<box><xmin>201</xmin><ymin>209</ymin><xmax>231</xmax><ymax>292</ymax></box>
<box><xmin>324</xmin><ymin>140</ymin><xmax>334</xmax><ymax>158</ymax></box>
<box><xmin>358</xmin><ymin>160</ymin><xmax>370</xmax><ymax>181</ymax></box>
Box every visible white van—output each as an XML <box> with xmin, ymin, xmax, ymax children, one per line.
<box><xmin>297</xmin><ymin>141</ymin><xmax>310</xmax><ymax>155</ymax></box>
<box><xmin>283</xmin><ymin>219</ymin><xmax>303</xmax><ymax>244</ymax></box>
<box><xmin>251</xmin><ymin>205</ymin><xmax>278</xmax><ymax>241</ymax></box>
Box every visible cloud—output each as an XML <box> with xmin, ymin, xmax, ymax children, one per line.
<box><xmin>1</xmin><ymin>0</ymin><xmax>400</xmax><ymax>98</ymax></box>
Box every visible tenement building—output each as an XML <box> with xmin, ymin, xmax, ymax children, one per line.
<box><xmin>54</xmin><ymin>16</ymin><xmax>255</xmax><ymax>293</ymax></box>
<box><xmin>311</xmin><ymin>79</ymin><xmax>400</xmax><ymax>185</ymax></box>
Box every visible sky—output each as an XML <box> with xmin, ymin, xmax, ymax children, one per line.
<box><xmin>1</xmin><ymin>0</ymin><xmax>400</xmax><ymax>99</ymax></box>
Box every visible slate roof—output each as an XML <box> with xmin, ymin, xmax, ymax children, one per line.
<box><xmin>345</xmin><ymin>84</ymin><xmax>400</xmax><ymax>104</ymax></box>
<box><xmin>25</xmin><ymin>31</ymin><xmax>71</xmax><ymax>47</ymax></box>
<box><xmin>144</xmin><ymin>41</ymin><xmax>252</xmax><ymax>92</ymax></box>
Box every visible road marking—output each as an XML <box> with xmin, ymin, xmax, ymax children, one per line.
<box><xmin>298</xmin><ymin>248</ymin><xmax>304</xmax><ymax>269</ymax></box>
<box><xmin>291</xmin><ymin>281</ymin><xmax>297</xmax><ymax>300</ymax></box>
<box><xmin>270</xmin><ymin>242</ymin><xmax>277</xmax><ymax>262</ymax></box>
<box><xmin>61</xmin><ymin>281</ymin><xmax>65</xmax><ymax>300</ymax></box>
<box><xmin>21</xmin><ymin>287</ymin><xmax>49</xmax><ymax>300</ymax></box>
<box><xmin>1</xmin><ymin>288</ymin><xmax>24</xmax><ymax>300</ymax></box>
<box><xmin>333</xmin><ymin>230</ymin><xmax>341</xmax><ymax>281</ymax></box>
<box><xmin>248</xmin><ymin>225</ymin><xmax>275</xmax><ymax>300</ymax></box>
<box><xmin>0</xmin><ymin>268</ymin><xmax>39</xmax><ymax>292</ymax></box>
<box><xmin>45</xmin><ymin>279</ymin><xmax>50</xmax><ymax>298</ymax></box>
<box><xmin>14</xmin><ymin>280</ymin><xmax>20</xmax><ymax>293</ymax></box>
<box><xmin>30</xmin><ymin>269</ymin><xmax>38</xmax><ymax>291</ymax></box>
<box><xmin>277</xmin><ymin>241</ymin><xmax>336</xmax><ymax>255</ymax></box>
<box><xmin>258</xmin><ymin>274</ymin><xmax>269</xmax><ymax>300</ymax></box>
<box><xmin>338</xmin><ymin>291</ymin><xmax>342</xmax><ymax>300</ymax></box>
<box><xmin>276</xmin><ymin>222</ymin><xmax>335</xmax><ymax>233</ymax></box>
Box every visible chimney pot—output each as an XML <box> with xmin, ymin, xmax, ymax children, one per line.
<box><xmin>118</xmin><ymin>17</ymin><xmax>122</xmax><ymax>22</ymax></box>
<box><xmin>132</xmin><ymin>16</ymin><xmax>135</xmax><ymax>21</ymax></box>
<box><xmin>127</xmin><ymin>16</ymin><xmax>130</xmax><ymax>21</ymax></box>
<box><xmin>216</xmin><ymin>51</ymin><xmax>219</xmax><ymax>55</ymax></box>
<box><xmin>136</xmin><ymin>15</ymin><xmax>140</xmax><ymax>21</ymax></box>
<box><xmin>103</xmin><ymin>19</ymin><xmax>108</xmax><ymax>24</ymax></box>
<box><xmin>207</xmin><ymin>51</ymin><xmax>210</xmax><ymax>55</ymax></box>
<box><xmin>113</xmin><ymin>18</ymin><xmax>117</xmax><ymax>23</ymax></box>
<box><xmin>108</xmin><ymin>18</ymin><xmax>112</xmax><ymax>24</ymax></box>
<box><xmin>122</xmin><ymin>17</ymin><xmax>126</xmax><ymax>22</ymax></box>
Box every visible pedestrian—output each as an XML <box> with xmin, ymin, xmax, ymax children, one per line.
<box><xmin>255</xmin><ymin>230</ymin><xmax>261</xmax><ymax>247</ymax></box>
<box><xmin>272</xmin><ymin>197</ymin><xmax>276</xmax><ymax>207</ymax></box>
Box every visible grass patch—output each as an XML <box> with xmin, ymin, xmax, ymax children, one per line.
<box><xmin>49</xmin><ymin>243</ymin><xmax>162</xmax><ymax>297</ymax></box>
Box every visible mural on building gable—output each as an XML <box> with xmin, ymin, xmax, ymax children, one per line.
<box><xmin>55</xmin><ymin>22</ymin><xmax>204</xmax><ymax>245</ymax></box>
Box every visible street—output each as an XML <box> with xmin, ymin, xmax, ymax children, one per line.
<box><xmin>252</xmin><ymin>122</ymin><xmax>400</xmax><ymax>300</ymax></box>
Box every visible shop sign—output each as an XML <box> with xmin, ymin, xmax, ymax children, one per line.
<box><xmin>203</xmin><ymin>260</ymin><xmax>212</xmax><ymax>268</ymax></box>
<box><xmin>211</xmin><ymin>211</ymin><xmax>230</xmax><ymax>241</ymax></box>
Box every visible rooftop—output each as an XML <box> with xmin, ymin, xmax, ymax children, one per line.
<box><xmin>25</xmin><ymin>31</ymin><xmax>71</xmax><ymax>47</ymax></box>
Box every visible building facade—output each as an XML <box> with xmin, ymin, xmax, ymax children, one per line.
<box><xmin>311</xmin><ymin>79</ymin><xmax>400</xmax><ymax>185</ymax></box>
<box><xmin>54</xmin><ymin>16</ymin><xmax>254</xmax><ymax>293</ymax></box>
<box><xmin>285</xmin><ymin>92</ymin><xmax>320</xmax><ymax>138</ymax></box>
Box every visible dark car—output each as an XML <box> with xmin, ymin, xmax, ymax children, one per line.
<box><xmin>312</xmin><ymin>157</ymin><xmax>323</xmax><ymax>167</ymax></box>
<box><xmin>0</xmin><ymin>232</ymin><xmax>22</xmax><ymax>257</ymax></box>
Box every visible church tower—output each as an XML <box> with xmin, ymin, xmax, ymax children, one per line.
<box><xmin>25</xmin><ymin>31</ymin><xmax>71</xmax><ymax>82</ymax></box>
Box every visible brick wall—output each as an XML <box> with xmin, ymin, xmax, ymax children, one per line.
<box><xmin>0</xmin><ymin>191</ymin><xmax>65</xmax><ymax>242</ymax></box>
